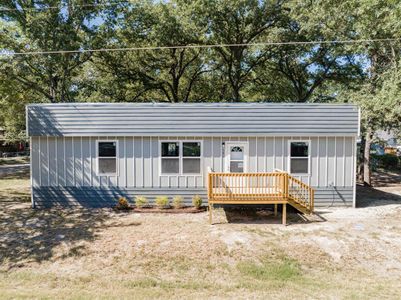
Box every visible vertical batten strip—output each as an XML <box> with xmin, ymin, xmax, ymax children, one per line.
<box><xmin>211</xmin><ymin>136</ymin><xmax>214</xmax><ymax>171</ymax></box>
<box><xmin>352</xmin><ymin>136</ymin><xmax>357</xmax><ymax>207</ymax></box>
<box><xmin>316</xmin><ymin>137</ymin><xmax>320</xmax><ymax>187</ymax></box>
<box><xmin>334</xmin><ymin>136</ymin><xmax>337</xmax><ymax>186</ymax></box>
<box><xmin>273</xmin><ymin>137</ymin><xmax>276</xmax><ymax>170</ymax></box>
<box><xmin>281</xmin><ymin>137</ymin><xmax>284</xmax><ymax>170</ymax></box>
<box><xmin>141</xmin><ymin>136</ymin><xmax>144</xmax><ymax>188</ymax></box>
<box><xmin>39</xmin><ymin>137</ymin><xmax>41</xmax><ymax>186</ymax></box>
<box><xmin>307</xmin><ymin>136</ymin><xmax>311</xmax><ymax>186</ymax></box>
<box><xmin>133</xmin><ymin>137</ymin><xmax>136</xmax><ymax>188</ymax></box>
<box><xmin>63</xmin><ymin>137</ymin><xmax>66</xmax><ymax>186</ymax></box>
<box><xmin>256</xmin><ymin>137</ymin><xmax>258</xmax><ymax>172</ymax></box>
<box><xmin>81</xmin><ymin>137</ymin><xmax>84</xmax><ymax>186</ymax></box>
<box><xmin>220</xmin><ymin>137</ymin><xmax>223</xmax><ymax>173</ymax></box>
<box><xmin>89</xmin><ymin>137</ymin><xmax>93</xmax><ymax>187</ymax></box>
<box><xmin>47</xmin><ymin>136</ymin><xmax>50</xmax><ymax>186</ymax></box>
<box><xmin>264</xmin><ymin>136</ymin><xmax>267</xmax><ymax>172</ymax></box>
<box><xmin>158</xmin><ymin>136</ymin><xmax>161</xmax><ymax>188</ymax></box>
<box><xmin>72</xmin><ymin>136</ymin><xmax>75</xmax><ymax>186</ymax></box>
<box><xmin>55</xmin><ymin>137</ymin><xmax>58</xmax><ymax>186</ymax></box>
<box><xmin>325</xmin><ymin>137</ymin><xmax>328</xmax><ymax>187</ymax></box>
<box><xmin>150</xmin><ymin>136</ymin><xmax>153</xmax><ymax>188</ymax></box>
<box><xmin>124</xmin><ymin>136</ymin><xmax>127</xmax><ymax>187</ymax></box>
<box><xmin>343</xmin><ymin>136</ymin><xmax>346</xmax><ymax>187</ymax></box>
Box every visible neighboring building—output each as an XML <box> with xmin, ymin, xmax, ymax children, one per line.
<box><xmin>26</xmin><ymin>103</ymin><xmax>360</xmax><ymax>210</ymax></box>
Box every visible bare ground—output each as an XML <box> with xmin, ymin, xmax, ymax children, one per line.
<box><xmin>0</xmin><ymin>171</ymin><xmax>401</xmax><ymax>299</ymax></box>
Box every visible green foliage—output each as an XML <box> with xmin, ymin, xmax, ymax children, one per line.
<box><xmin>371</xmin><ymin>154</ymin><xmax>400</xmax><ymax>170</ymax></box>
<box><xmin>135</xmin><ymin>196</ymin><xmax>148</xmax><ymax>208</ymax></box>
<box><xmin>172</xmin><ymin>196</ymin><xmax>184</xmax><ymax>209</ymax></box>
<box><xmin>155</xmin><ymin>196</ymin><xmax>169</xmax><ymax>209</ymax></box>
<box><xmin>192</xmin><ymin>195</ymin><xmax>202</xmax><ymax>209</ymax></box>
<box><xmin>116</xmin><ymin>197</ymin><xmax>130</xmax><ymax>210</ymax></box>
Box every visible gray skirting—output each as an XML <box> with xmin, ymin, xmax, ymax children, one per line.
<box><xmin>32</xmin><ymin>186</ymin><xmax>353</xmax><ymax>208</ymax></box>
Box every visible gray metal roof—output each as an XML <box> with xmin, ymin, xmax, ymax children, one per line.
<box><xmin>26</xmin><ymin>102</ymin><xmax>360</xmax><ymax>137</ymax></box>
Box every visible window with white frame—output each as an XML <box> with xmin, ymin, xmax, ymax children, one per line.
<box><xmin>289</xmin><ymin>141</ymin><xmax>309</xmax><ymax>174</ymax></box>
<box><xmin>97</xmin><ymin>141</ymin><xmax>117</xmax><ymax>175</ymax></box>
<box><xmin>161</xmin><ymin>141</ymin><xmax>201</xmax><ymax>174</ymax></box>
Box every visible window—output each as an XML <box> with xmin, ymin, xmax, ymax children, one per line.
<box><xmin>161</xmin><ymin>142</ymin><xmax>179</xmax><ymax>174</ymax></box>
<box><xmin>97</xmin><ymin>141</ymin><xmax>117</xmax><ymax>175</ymax></box>
<box><xmin>183</xmin><ymin>142</ymin><xmax>201</xmax><ymax>173</ymax></box>
<box><xmin>289</xmin><ymin>141</ymin><xmax>309</xmax><ymax>174</ymax></box>
<box><xmin>160</xmin><ymin>141</ymin><xmax>201</xmax><ymax>174</ymax></box>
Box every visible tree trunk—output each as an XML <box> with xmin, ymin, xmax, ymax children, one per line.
<box><xmin>363</xmin><ymin>129</ymin><xmax>373</xmax><ymax>186</ymax></box>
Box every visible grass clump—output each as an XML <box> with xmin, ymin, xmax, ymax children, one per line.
<box><xmin>192</xmin><ymin>195</ymin><xmax>202</xmax><ymax>209</ymax></box>
<box><xmin>237</xmin><ymin>257</ymin><xmax>301</xmax><ymax>282</ymax></box>
<box><xmin>172</xmin><ymin>196</ymin><xmax>184</xmax><ymax>209</ymax></box>
<box><xmin>116</xmin><ymin>197</ymin><xmax>130</xmax><ymax>210</ymax></box>
<box><xmin>155</xmin><ymin>196</ymin><xmax>169</xmax><ymax>209</ymax></box>
<box><xmin>135</xmin><ymin>196</ymin><xmax>148</xmax><ymax>208</ymax></box>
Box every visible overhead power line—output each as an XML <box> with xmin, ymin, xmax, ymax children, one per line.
<box><xmin>0</xmin><ymin>38</ymin><xmax>399</xmax><ymax>57</ymax></box>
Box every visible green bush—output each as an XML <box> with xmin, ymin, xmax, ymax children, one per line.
<box><xmin>155</xmin><ymin>196</ymin><xmax>169</xmax><ymax>209</ymax></box>
<box><xmin>116</xmin><ymin>197</ymin><xmax>130</xmax><ymax>210</ymax></box>
<box><xmin>135</xmin><ymin>196</ymin><xmax>148</xmax><ymax>208</ymax></box>
<box><xmin>192</xmin><ymin>195</ymin><xmax>202</xmax><ymax>209</ymax></box>
<box><xmin>371</xmin><ymin>154</ymin><xmax>400</xmax><ymax>170</ymax></box>
<box><xmin>172</xmin><ymin>195</ymin><xmax>184</xmax><ymax>209</ymax></box>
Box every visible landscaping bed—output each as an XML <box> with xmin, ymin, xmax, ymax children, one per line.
<box><xmin>114</xmin><ymin>206</ymin><xmax>207</xmax><ymax>213</ymax></box>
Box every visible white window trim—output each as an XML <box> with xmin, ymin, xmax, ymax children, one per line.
<box><xmin>224</xmin><ymin>141</ymin><xmax>249</xmax><ymax>173</ymax></box>
<box><xmin>288</xmin><ymin>140</ymin><xmax>311</xmax><ymax>176</ymax></box>
<box><xmin>96</xmin><ymin>139</ymin><xmax>119</xmax><ymax>176</ymax></box>
<box><xmin>159</xmin><ymin>140</ymin><xmax>203</xmax><ymax>176</ymax></box>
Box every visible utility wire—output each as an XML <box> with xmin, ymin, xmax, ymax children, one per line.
<box><xmin>0</xmin><ymin>38</ymin><xmax>399</xmax><ymax>57</ymax></box>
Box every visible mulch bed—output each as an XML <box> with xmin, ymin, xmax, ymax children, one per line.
<box><xmin>113</xmin><ymin>206</ymin><xmax>207</xmax><ymax>214</ymax></box>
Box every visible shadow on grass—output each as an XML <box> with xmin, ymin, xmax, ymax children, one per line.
<box><xmin>219</xmin><ymin>205</ymin><xmax>311</xmax><ymax>225</ymax></box>
<box><xmin>0</xmin><ymin>167</ymin><xmax>30</xmax><ymax>180</ymax></box>
<box><xmin>356</xmin><ymin>184</ymin><xmax>401</xmax><ymax>208</ymax></box>
<box><xmin>0</xmin><ymin>204</ymin><xmax>114</xmax><ymax>269</ymax></box>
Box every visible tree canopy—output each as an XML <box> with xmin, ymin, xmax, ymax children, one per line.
<box><xmin>0</xmin><ymin>0</ymin><xmax>400</xmax><ymax>183</ymax></box>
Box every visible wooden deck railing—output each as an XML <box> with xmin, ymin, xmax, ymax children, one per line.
<box><xmin>207</xmin><ymin>172</ymin><xmax>314</xmax><ymax>224</ymax></box>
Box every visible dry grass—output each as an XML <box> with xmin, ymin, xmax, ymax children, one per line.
<box><xmin>1</xmin><ymin>174</ymin><xmax>401</xmax><ymax>299</ymax></box>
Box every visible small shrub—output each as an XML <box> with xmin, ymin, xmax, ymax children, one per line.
<box><xmin>155</xmin><ymin>196</ymin><xmax>169</xmax><ymax>209</ymax></box>
<box><xmin>116</xmin><ymin>197</ymin><xmax>130</xmax><ymax>210</ymax></box>
<box><xmin>135</xmin><ymin>196</ymin><xmax>148</xmax><ymax>208</ymax></box>
<box><xmin>172</xmin><ymin>195</ymin><xmax>184</xmax><ymax>209</ymax></box>
<box><xmin>192</xmin><ymin>195</ymin><xmax>202</xmax><ymax>209</ymax></box>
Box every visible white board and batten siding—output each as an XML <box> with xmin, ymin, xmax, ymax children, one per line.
<box><xmin>27</xmin><ymin>103</ymin><xmax>359</xmax><ymax>208</ymax></box>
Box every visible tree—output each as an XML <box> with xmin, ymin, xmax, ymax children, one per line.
<box><xmin>304</xmin><ymin>0</ymin><xmax>401</xmax><ymax>185</ymax></box>
<box><xmin>204</xmin><ymin>0</ymin><xmax>284</xmax><ymax>101</ymax></box>
<box><xmin>93</xmin><ymin>1</ymin><xmax>211</xmax><ymax>103</ymax></box>
<box><xmin>0</xmin><ymin>0</ymin><xmax>102</xmax><ymax>103</ymax></box>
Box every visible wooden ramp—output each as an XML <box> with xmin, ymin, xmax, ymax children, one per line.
<box><xmin>207</xmin><ymin>172</ymin><xmax>314</xmax><ymax>225</ymax></box>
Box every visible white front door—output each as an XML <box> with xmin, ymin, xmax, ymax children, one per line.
<box><xmin>224</xmin><ymin>142</ymin><xmax>249</xmax><ymax>173</ymax></box>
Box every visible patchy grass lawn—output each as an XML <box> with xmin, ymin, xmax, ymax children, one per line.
<box><xmin>0</xmin><ymin>156</ymin><xmax>30</xmax><ymax>166</ymax></box>
<box><xmin>1</xmin><ymin>173</ymin><xmax>401</xmax><ymax>299</ymax></box>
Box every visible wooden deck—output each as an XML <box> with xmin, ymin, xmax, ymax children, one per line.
<box><xmin>207</xmin><ymin>172</ymin><xmax>314</xmax><ymax>225</ymax></box>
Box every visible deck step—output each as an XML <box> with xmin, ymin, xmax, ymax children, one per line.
<box><xmin>287</xmin><ymin>198</ymin><xmax>311</xmax><ymax>215</ymax></box>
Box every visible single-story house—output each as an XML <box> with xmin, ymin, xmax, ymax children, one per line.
<box><xmin>26</xmin><ymin>102</ymin><xmax>360</xmax><ymax>215</ymax></box>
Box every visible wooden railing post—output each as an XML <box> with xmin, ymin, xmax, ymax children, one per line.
<box><xmin>284</xmin><ymin>173</ymin><xmax>289</xmax><ymax>200</ymax></box>
<box><xmin>207</xmin><ymin>172</ymin><xmax>212</xmax><ymax>201</ymax></box>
